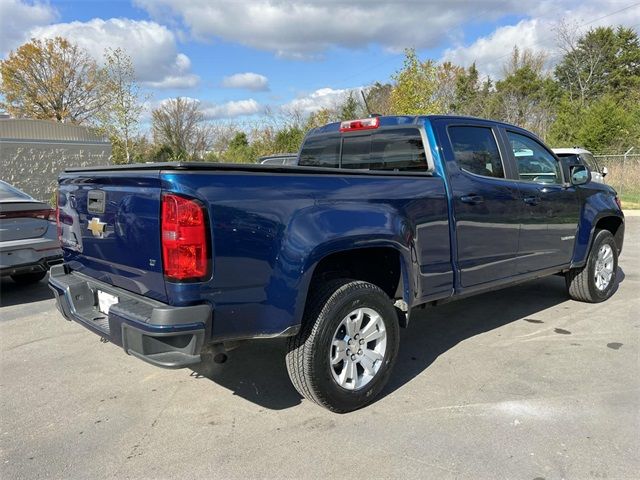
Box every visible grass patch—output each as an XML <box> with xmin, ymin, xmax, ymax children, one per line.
<box><xmin>620</xmin><ymin>192</ymin><xmax>640</xmax><ymax>210</ymax></box>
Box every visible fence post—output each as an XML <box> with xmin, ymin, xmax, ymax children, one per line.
<box><xmin>622</xmin><ymin>147</ymin><xmax>634</xmax><ymax>196</ymax></box>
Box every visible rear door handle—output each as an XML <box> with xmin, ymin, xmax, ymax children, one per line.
<box><xmin>523</xmin><ymin>195</ymin><xmax>540</xmax><ymax>206</ymax></box>
<box><xmin>460</xmin><ymin>194</ymin><xmax>484</xmax><ymax>205</ymax></box>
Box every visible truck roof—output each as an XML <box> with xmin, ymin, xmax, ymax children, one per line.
<box><xmin>307</xmin><ymin>114</ymin><xmax>525</xmax><ymax>135</ymax></box>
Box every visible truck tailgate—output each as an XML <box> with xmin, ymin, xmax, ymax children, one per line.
<box><xmin>58</xmin><ymin>171</ymin><xmax>168</xmax><ymax>302</ymax></box>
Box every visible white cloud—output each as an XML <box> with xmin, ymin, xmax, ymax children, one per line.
<box><xmin>441</xmin><ymin>0</ymin><xmax>640</xmax><ymax>79</ymax></box>
<box><xmin>442</xmin><ymin>19</ymin><xmax>552</xmax><ymax>80</ymax></box>
<box><xmin>135</xmin><ymin>0</ymin><xmax>540</xmax><ymax>58</ymax></box>
<box><xmin>201</xmin><ymin>99</ymin><xmax>262</xmax><ymax>119</ymax></box>
<box><xmin>29</xmin><ymin>18</ymin><xmax>199</xmax><ymax>89</ymax></box>
<box><xmin>0</xmin><ymin>0</ymin><xmax>57</xmax><ymax>54</ymax></box>
<box><xmin>2</xmin><ymin>5</ymin><xmax>199</xmax><ymax>90</ymax></box>
<box><xmin>221</xmin><ymin>72</ymin><xmax>269</xmax><ymax>91</ymax></box>
<box><xmin>282</xmin><ymin>87</ymin><xmax>358</xmax><ymax>115</ymax></box>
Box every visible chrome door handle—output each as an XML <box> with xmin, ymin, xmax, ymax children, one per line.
<box><xmin>460</xmin><ymin>194</ymin><xmax>484</xmax><ymax>205</ymax></box>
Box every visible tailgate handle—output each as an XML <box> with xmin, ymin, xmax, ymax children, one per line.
<box><xmin>87</xmin><ymin>190</ymin><xmax>106</xmax><ymax>214</ymax></box>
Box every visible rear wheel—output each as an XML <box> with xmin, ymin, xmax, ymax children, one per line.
<box><xmin>10</xmin><ymin>271</ymin><xmax>47</xmax><ymax>285</ymax></box>
<box><xmin>286</xmin><ymin>279</ymin><xmax>400</xmax><ymax>413</ymax></box>
<box><xmin>565</xmin><ymin>229</ymin><xmax>618</xmax><ymax>303</ymax></box>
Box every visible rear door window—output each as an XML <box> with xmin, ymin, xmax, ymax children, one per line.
<box><xmin>447</xmin><ymin>126</ymin><xmax>505</xmax><ymax>178</ymax></box>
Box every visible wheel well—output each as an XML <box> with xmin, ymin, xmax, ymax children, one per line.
<box><xmin>595</xmin><ymin>216</ymin><xmax>624</xmax><ymax>251</ymax></box>
<box><xmin>310</xmin><ymin>248</ymin><xmax>402</xmax><ymax>300</ymax></box>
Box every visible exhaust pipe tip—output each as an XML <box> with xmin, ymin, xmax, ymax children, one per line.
<box><xmin>213</xmin><ymin>353</ymin><xmax>228</xmax><ymax>364</ymax></box>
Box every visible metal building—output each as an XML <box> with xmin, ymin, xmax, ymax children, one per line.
<box><xmin>0</xmin><ymin>118</ymin><xmax>111</xmax><ymax>202</ymax></box>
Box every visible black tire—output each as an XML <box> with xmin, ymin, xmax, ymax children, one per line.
<box><xmin>565</xmin><ymin>229</ymin><xmax>618</xmax><ymax>303</ymax></box>
<box><xmin>10</xmin><ymin>271</ymin><xmax>47</xmax><ymax>285</ymax></box>
<box><xmin>286</xmin><ymin>279</ymin><xmax>400</xmax><ymax>413</ymax></box>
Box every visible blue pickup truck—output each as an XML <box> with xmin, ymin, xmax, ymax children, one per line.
<box><xmin>49</xmin><ymin>115</ymin><xmax>624</xmax><ymax>412</ymax></box>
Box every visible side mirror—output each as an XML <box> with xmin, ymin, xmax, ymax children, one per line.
<box><xmin>602</xmin><ymin>166</ymin><xmax>608</xmax><ymax>177</ymax></box>
<box><xmin>571</xmin><ymin>164</ymin><xmax>591</xmax><ymax>186</ymax></box>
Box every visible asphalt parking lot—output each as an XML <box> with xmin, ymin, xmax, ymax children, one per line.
<box><xmin>1</xmin><ymin>218</ymin><xmax>638</xmax><ymax>480</ymax></box>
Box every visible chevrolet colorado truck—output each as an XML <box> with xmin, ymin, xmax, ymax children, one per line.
<box><xmin>49</xmin><ymin>115</ymin><xmax>625</xmax><ymax>412</ymax></box>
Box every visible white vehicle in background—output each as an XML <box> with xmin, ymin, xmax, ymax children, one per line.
<box><xmin>553</xmin><ymin>147</ymin><xmax>607</xmax><ymax>184</ymax></box>
<box><xmin>259</xmin><ymin>153</ymin><xmax>298</xmax><ymax>166</ymax></box>
<box><xmin>0</xmin><ymin>180</ymin><xmax>62</xmax><ymax>284</ymax></box>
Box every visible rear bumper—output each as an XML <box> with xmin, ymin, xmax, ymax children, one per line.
<box><xmin>0</xmin><ymin>254</ymin><xmax>63</xmax><ymax>277</ymax></box>
<box><xmin>48</xmin><ymin>264</ymin><xmax>211</xmax><ymax>369</ymax></box>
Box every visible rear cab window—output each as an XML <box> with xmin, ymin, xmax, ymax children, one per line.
<box><xmin>298</xmin><ymin>135</ymin><xmax>340</xmax><ymax>168</ymax></box>
<box><xmin>299</xmin><ymin>128</ymin><xmax>428</xmax><ymax>172</ymax></box>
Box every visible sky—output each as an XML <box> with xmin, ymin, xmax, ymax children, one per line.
<box><xmin>1</xmin><ymin>0</ymin><xmax>639</xmax><ymax>123</ymax></box>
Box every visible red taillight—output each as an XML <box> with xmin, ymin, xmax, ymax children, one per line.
<box><xmin>0</xmin><ymin>209</ymin><xmax>54</xmax><ymax>220</ymax></box>
<box><xmin>339</xmin><ymin>116</ymin><xmax>380</xmax><ymax>132</ymax></box>
<box><xmin>56</xmin><ymin>192</ymin><xmax>62</xmax><ymax>243</ymax></box>
<box><xmin>615</xmin><ymin>196</ymin><xmax>622</xmax><ymax>210</ymax></box>
<box><xmin>161</xmin><ymin>193</ymin><xmax>210</xmax><ymax>281</ymax></box>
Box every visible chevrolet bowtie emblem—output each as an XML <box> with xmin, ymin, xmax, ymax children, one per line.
<box><xmin>88</xmin><ymin>217</ymin><xmax>106</xmax><ymax>238</ymax></box>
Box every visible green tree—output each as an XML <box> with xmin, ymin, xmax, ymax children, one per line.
<box><xmin>389</xmin><ymin>49</ymin><xmax>441</xmax><ymax>115</ymax></box>
<box><xmin>338</xmin><ymin>92</ymin><xmax>360</xmax><ymax>120</ymax></box>
<box><xmin>577</xmin><ymin>95</ymin><xmax>636</xmax><ymax>151</ymax></box>
<box><xmin>454</xmin><ymin>63</ymin><xmax>484</xmax><ymax>116</ymax></box>
<box><xmin>221</xmin><ymin>132</ymin><xmax>254</xmax><ymax>163</ymax></box>
<box><xmin>0</xmin><ymin>37</ymin><xmax>106</xmax><ymax>123</ymax></box>
<box><xmin>546</xmin><ymin>96</ymin><xmax>583</xmax><ymax>147</ymax></box>
<box><xmin>555</xmin><ymin>25</ymin><xmax>640</xmax><ymax>104</ymax></box>
<box><xmin>273</xmin><ymin>126</ymin><xmax>305</xmax><ymax>153</ymax></box>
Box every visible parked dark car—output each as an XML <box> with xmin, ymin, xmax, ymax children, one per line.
<box><xmin>49</xmin><ymin>115</ymin><xmax>624</xmax><ymax>412</ymax></box>
<box><xmin>0</xmin><ymin>180</ymin><xmax>62</xmax><ymax>284</ymax></box>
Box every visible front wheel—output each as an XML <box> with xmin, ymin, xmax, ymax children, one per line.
<box><xmin>565</xmin><ymin>229</ymin><xmax>618</xmax><ymax>303</ymax></box>
<box><xmin>286</xmin><ymin>279</ymin><xmax>400</xmax><ymax>413</ymax></box>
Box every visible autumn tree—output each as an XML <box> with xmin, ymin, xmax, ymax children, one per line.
<box><xmin>98</xmin><ymin>48</ymin><xmax>145</xmax><ymax>163</ymax></box>
<box><xmin>0</xmin><ymin>37</ymin><xmax>106</xmax><ymax>123</ymax></box>
<box><xmin>389</xmin><ymin>49</ymin><xmax>442</xmax><ymax>115</ymax></box>
<box><xmin>151</xmin><ymin>97</ymin><xmax>211</xmax><ymax>160</ymax></box>
<box><xmin>363</xmin><ymin>82</ymin><xmax>393</xmax><ymax>115</ymax></box>
<box><xmin>433</xmin><ymin>62</ymin><xmax>464</xmax><ymax>114</ymax></box>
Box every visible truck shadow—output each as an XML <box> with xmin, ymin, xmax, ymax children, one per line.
<box><xmin>191</xmin><ymin>268</ymin><xmax>625</xmax><ymax>411</ymax></box>
<box><xmin>0</xmin><ymin>275</ymin><xmax>54</xmax><ymax>308</ymax></box>
<box><xmin>189</xmin><ymin>338</ymin><xmax>300</xmax><ymax>410</ymax></box>
<box><xmin>381</xmin><ymin>268</ymin><xmax>625</xmax><ymax>400</ymax></box>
